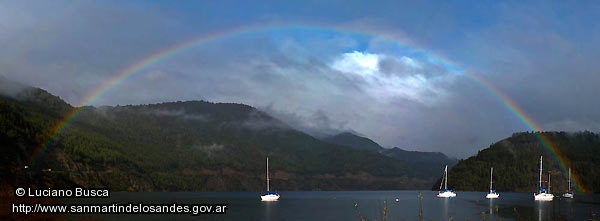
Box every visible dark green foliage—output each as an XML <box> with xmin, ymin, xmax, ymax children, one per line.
<box><xmin>435</xmin><ymin>131</ymin><xmax>600</xmax><ymax>193</ymax></box>
<box><xmin>381</xmin><ymin>147</ymin><xmax>458</xmax><ymax>179</ymax></box>
<box><xmin>0</xmin><ymin>85</ymin><xmax>415</xmax><ymax>191</ymax></box>
<box><xmin>8</xmin><ymin>82</ymin><xmax>598</xmax><ymax>193</ymax></box>
<box><xmin>323</xmin><ymin>132</ymin><xmax>458</xmax><ymax>179</ymax></box>
<box><xmin>322</xmin><ymin>132</ymin><xmax>383</xmax><ymax>152</ymax></box>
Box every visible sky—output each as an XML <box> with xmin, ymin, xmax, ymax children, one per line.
<box><xmin>1</xmin><ymin>0</ymin><xmax>600</xmax><ymax>158</ymax></box>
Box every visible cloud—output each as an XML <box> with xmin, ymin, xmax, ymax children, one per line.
<box><xmin>261</xmin><ymin>106</ymin><xmax>348</xmax><ymax>138</ymax></box>
<box><xmin>3</xmin><ymin>1</ymin><xmax>600</xmax><ymax>159</ymax></box>
<box><xmin>193</xmin><ymin>143</ymin><xmax>224</xmax><ymax>157</ymax></box>
<box><xmin>378</xmin><ymin>56</ymin><xmax>420</xmax><ymax>76</ymax></box>
<box><xmin>331</xmin><ymin>51</ymin><xmax>380</xmax><ymax>76</ymax></box>
<box><xmin>329</xmin><ymin>51</ymin><xmax>455</xmax><ymax>105</ymax></box>
<box><xmin>240</xmin><ymin>110</ymin><xmax>291</xmax><ymax>131</ymax></box>
<box><xmin>146</xmin><ymin>109</ymin><xmax>208</xmax><ymax>121</ymax></box>
<box><xmin>0</xmin><ymin>76</ymin><xmax>31</xmax><ymax>98</ymax></box>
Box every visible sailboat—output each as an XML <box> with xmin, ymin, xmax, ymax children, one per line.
<box><xmin>485</xmin><ymin>167</ymin><xmax>499</xmax><ymax>199</ymax></box>
<box><xmin>261</xmin><ymin>157</ymin><xmax>280</xmax><ymax>201</ymax></box>
<box><xmin>437</xmin><ymin>165</ymin><xmax>456</xmax><ymax>198</ymax></box>
<box><xmin>534</xmin><ymin>156</ymin><xmax>554</xmax><ymax>201</ymax></box>
<box><xmin>562</xmin><ymin>168</ymin><xmax>574</xmax><ymax>198</ymax></box>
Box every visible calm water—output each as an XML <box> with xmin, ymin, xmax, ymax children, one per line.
<box><xmin>61</xmin><ymin>191</ymin><xmax>600</xmax><ymax>220</ymax></box>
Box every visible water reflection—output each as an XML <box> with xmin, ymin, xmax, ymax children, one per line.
<box><xmin>530</xmin><ymin>196</ymin><xmax>579</xmax><ymax>220</ymax></box>
<box><xmin>488</xmin><ymin>198</ymin><xmax>494</xmax><ymax>215</ymax></box>
<box><xmin>262</xmin><ymin>200</ymin><xmax>277</xmax><ymax>221</ymax></box>
<box><xmin>441</xmin><ymin>197</ymin><xmax>450</xmax><ymax>219</ymax></box>
<box><xmin>535</xmin><ymin>200</ymin><xmax>545</xmax><ymax>221</ymax></box>
<box><xmin>417</xmin><ymin>192</ymin><xmax>423</xmax><ymax>221</ymax></box>
<box><xmin>58</xmin><ymin>191</ymin><xmax>599</xmax><ymax>220</ymax></box>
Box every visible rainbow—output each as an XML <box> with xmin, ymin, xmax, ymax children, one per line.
<box><xmin>28</xmin><ymin>23</ymin><xmax>586</xmax><ymax>192</ymax></box>
<box><xmin>466</xmin><ymin>72</ymin><xmax>585</xmax><ymax>192</ymax></box>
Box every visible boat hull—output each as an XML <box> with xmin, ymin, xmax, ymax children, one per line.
<box><xmin>261</xmin><ymin>194</ymin><xmax>280</xmax><ymax>201</ymax></box>
<box><xmin>437</xmin><ymin>191</ymin><xmax>456</xmax><ymax>198</ymax></box>
<box><xmin>534</xmin><ymin>193</ymin><xmax>554</xmax><ymax>201</ymax></box>
<box><xmin>562</xmin><ymin>193</ymin><xmax>574</xmax><ymax>198</ymax></box>
<box><xmin>486</xmin><ymin>193</ymin><xmax>499</xmax><ymax>199</ymax></box>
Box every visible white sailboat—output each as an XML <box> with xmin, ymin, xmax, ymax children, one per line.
<box><xmin>437</xmin><ymin>165</ymin><xmax>456</xmax><ymax>198</ymax></box>
<box><xmin>486</xmin><ymin>167</ymin><xmax>499</xmax><ymax>199</ymax></box>
<box><xmin>562</xmin><ymin>168</ymin><xmax>574</xmax><ymax>198</ymax></box>
<box><xmin>534</xmin><ymin>156</ymin><xmax>554</xmax><ymax>201</ymax></box>
<box><xmin>261</xmin><ymin>157</ymin><xmax>280</xmax><ymax>201</ymax></box>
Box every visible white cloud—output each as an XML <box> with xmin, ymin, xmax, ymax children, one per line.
<box><xmin>331</xmin><ymin>51</ymin><xmax>380</xmax><ymax>76</ymax></box>
<box><xmin>329</xmin><ymin>51</ymin><xmax>451</xmax><ymax>104</ymax></box>
<box><xmin>400</xmin><ymin>56</ymin><xmax>421</xmax><ymax>69</ymax></box>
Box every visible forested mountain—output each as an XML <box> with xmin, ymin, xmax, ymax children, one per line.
<box><xmin>3</xmin><ymin>79</ymin><xmax>599</xmax><ymax>193</ymax></box>
<box><xmin>1</xmin><ymin>80</ymin><xmax>435</xmax><ymax>191</ymax></box>
<box><xmin>436</xmin><ymin>131</ymin><xmax>600</xmax><ymax>193</ymax></box>
<box><xmin>381</xmin><ymin>147</ymin><xmax>458</xmax><ymax>179</ymax></box>
<box><xmin>322</xmin><ymin>132</ymin><xmax>383</xmax><ymax>152</ymax></box>
<box><xmin>322</xmin><ymin>132</ymin><xmax>458</xmax><ymax>180</ymax></box>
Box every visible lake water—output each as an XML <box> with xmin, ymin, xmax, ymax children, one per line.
<box><xmin>62</xmin><ymin>191</ymin><xmax>600</xmax><ymax>220</ymax></box>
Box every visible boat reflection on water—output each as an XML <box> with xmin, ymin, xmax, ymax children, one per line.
<box><xmin>59</xmin><ymin>191</ymin><xmax>599</xmax><ymax>220</ymax></box>
<box><xmin>262</xmin><ymin>198</ymin><xmax>277</xmax><ymax>220</ymax></box>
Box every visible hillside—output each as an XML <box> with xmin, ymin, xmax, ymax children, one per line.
<box><xmin>322</xmin><ymin>132</ymin><xmax>458</xmax><ymax>180</ymax></box>
<box><xmin>381</xmin><ymin>147</ymin><xmax>458</xmax><ymax>178</ymax></box>
<box><xmin>322</xmin><ymin>132</ymin><xmax>383</xmax><ymax>152</ymax></box>
<box><xmin>0</xmin><ymin>80</ymin><xmax>431</xmax><ymax>192</ymax></box>
<box><xmin>437</xmin><ymin>131</ymin><xmax>600</xmax><ymax>193</ymax></box>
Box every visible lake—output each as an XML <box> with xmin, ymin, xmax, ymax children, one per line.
<box><xmin>61</xmin><ymin>191</ymin><xmax>600</xmax><ymax>220</ymax></box>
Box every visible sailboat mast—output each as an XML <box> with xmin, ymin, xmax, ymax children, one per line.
<box><xmin>266</xmin><ymin>157</ymin><xmax>269</xmax><ymax>192</ymax></box>
<box><xmin>548</xmin><ymin>173</ymin><xmax>551</xmax><ymax>193</ymax></box>
<box><xmin>539</xmin><ymin>156</ymin><xmax>543</xmax><ymax>193</ymax></box>
<box><xmin>490</xmin><ymin>167</ymin><xmax>493</xmax><ymax>191</ymax></box>
<box><xmin>568</xmin><ymin>168</ymin><xmax>571</xmax><ymax>192</ymax></box>
<box><xmin>444</xmin><ymin>165</ymin><xmax>448</xmax><ymax>190</ymax></box>
<box><xmin>439</xmin><ymin>169</ymin><xmax>443</xmax><ymax>190</ymax></box>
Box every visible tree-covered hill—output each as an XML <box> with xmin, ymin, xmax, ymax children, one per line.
<box><xmin>381</xmin><ymin>147</ymin><xmax>458</xmax><ymax>179</ymax></box>
<box><xmin>436</xmin><ymin>131</ymin><xmax>600</xmax><ymax>193</ymax></box>
<box><xmin>4</xmin><ymin>79</ymin><xmax>598</xmax><ymax>193</ymax></box>
<box><xmin>1</xmin><ymin>80</ymin><xmax>432</xmax><ymax>191</ymax></box>
<box><xmin>322</xmin><ymin>132</ymin><xmax>458</xmax><ymax>180</ymax></box>
<box><xmin>322</xmin><ymin>132</ymin><xmax>384</xmax><ymax>152</ymax></box>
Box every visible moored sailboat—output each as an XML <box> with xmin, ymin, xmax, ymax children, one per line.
<box><xmin>261</xmin><ymin>157</ymin><xmax>280</xmax><ymax>201</ymax></box>
<box><xmin>485</xmin><ymin>167</ymin><xmax>499</xmax><ymax>199</ymax></box>
<box><xmin>562</xmin><ymin>168</ymin><xmax>574</xmax><ymax>198</ymax></box>
<box><xmin>534</xmin><ymin>156</ymin><xmax>554</xmax><ymax>201</ymax></box>
<box><xmin>437</xmin><ymin>165</ymin><xmax>456</xmax><ymax>198</ymax></box>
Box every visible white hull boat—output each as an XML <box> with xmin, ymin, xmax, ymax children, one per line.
<box><xmin>562</xmin><ymin>168</ymin><xmax>574</xmax><ymax>199</ymax></box>
<box><xmin>260</xmin><ymin>193</ymin><xmax>280</xmax><ymax>201</ymax></box>
<box><xmin>485</xmin><ymin>167</ymin><xmax>499</xmax><ymax>199</ymax></box>
<box><xmin>261</xmin><ymin>157</ymin><xmax>280</xmax><ymax>201</ymax></box>
<box><xmin>535</xmin><ymin>193</ymin><xmax>554</xmax><ymax>201</ymax></box>
<box><xmin>437</xmin><ymin>165</ymin><xmax>456</xmax><ymax>198</ymax></box>
<box><xmin>534</xmin><ymin>156</ymin><xmax>554</xmax><ymax>201</ymax></box>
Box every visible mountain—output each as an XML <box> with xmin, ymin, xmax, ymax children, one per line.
<box><xmin>381</xmin><ymin>147</ymin><xmax>458</xmax><ymax>179</ymax></box>
<box><xmin>322</xmin><ymin>132</ymin><xmax>458</xmax><ymax>181</ymax></box>
<box><xmin>322</xmin><ymin>132</ymin><xmax>383</xmax><ymax>152</ymax></box>
<box><xmin>10</xmin><ymin>80</ymin><xmax>598</xmax><ymax>194</ymax></box>
<box><xmin>1</xmin><ymin>80</ymin><xmax>435</xmax><ymax>192</ymax></box>
<box><xmin>437</xmin><ymin>131</ymin><xmax>600</xmax><ymax>193</ymax></box>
